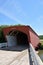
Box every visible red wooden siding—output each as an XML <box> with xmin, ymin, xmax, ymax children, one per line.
<box><xmin>2</xmin><ymin>26</ymin><xmax>40</xmax><ymax>48</ymax></box>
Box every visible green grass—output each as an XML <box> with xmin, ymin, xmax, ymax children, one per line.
<box><xmin>38</xmin><ymin>39</ymin><xmax>43</xmax><ymax>62</ymax></box>
<box><xmin>40</xmin><ymin>40</ymin><xmax>43</xmax><ymax>45</ymax></box>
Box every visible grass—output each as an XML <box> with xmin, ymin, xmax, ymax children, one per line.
<box><xmin>40</xmin><ymin>39</ymin><xmax>43</xmax><ymax>45</ymax></box>
<box><xmin>38</xmin><ymin>39</ymin><xmax>43</xmax><ymax>62</ymax></box>
<box><xmin>39</xmin><ymin>35</ymin><xmax>43</xmax><ymax>46</ymax></box>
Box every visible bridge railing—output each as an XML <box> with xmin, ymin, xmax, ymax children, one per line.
<box><xmin>30</xmin><ymin>43</ymin><xmax>43</xmax><ymax>65</ymax></box>
<box><xmin>0</xmin><ymin>43</ymin><xmax>7</xmax><ymax>48</ymax></box>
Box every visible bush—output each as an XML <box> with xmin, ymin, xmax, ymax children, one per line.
<box><xmin>39</xmin><ymin>35</ymin><xmax>43</xmax><ymax>39</ymax></box>
<box><xmin>0</xmin><ymin>30</ymin><xmax>6</xmax><ymax>43</ymax></box>
<box><xmin>38</xmin><ymin>43</ymin><xmax>43</xmax><ymax>50</ymax></box>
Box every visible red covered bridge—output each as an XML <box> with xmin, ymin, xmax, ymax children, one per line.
<box><xmin>2</xmin><ymin>25</ymin><xmax>40</xmax><ymax>48</ymax></box>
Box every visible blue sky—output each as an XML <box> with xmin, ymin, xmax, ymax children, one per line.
<box><xmin>0</xmin><ymin>0</ymin><xmax>43</xmax><ymax>35</ymax></box>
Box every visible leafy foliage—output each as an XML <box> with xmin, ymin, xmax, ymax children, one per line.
<box><xmin>39</xmin><ymin>35</ymin><xmax>43</xmax><ymax>39</ymax></box>
<box><xmin>0</xmin><ymin>25</ymin><xmax>9</xmax><ymax>43</ymax></box>
<box><xmin>0</xmin><ymin>30</ymin><xmax>6</xmax><ymax>43</ymax></box>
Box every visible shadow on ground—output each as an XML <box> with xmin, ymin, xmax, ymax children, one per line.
<box><xmin>0</xmin><ymin>45</ymin><xmax>29</xmax><ymax>52</ymax></box>
<box><xmin>28</xmin><ymin>48</ymin><xmax>33</xmax><ymax>65</ymax></box>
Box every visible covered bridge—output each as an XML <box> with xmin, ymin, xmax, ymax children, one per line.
<box><xmin>2</xmin><ymin>25</ymin><xmax>40</xmax><ymax>48</ymax></box>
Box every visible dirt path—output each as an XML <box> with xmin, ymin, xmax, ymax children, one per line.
<box><xmin>0</xmin><ymin>46</ymin><xmax>30</xmax><ymax>65</ymax></box>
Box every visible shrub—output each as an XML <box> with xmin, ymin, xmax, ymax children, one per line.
<box><xmin>0</xmin><ymin>30</ymin><xmax>6</xmax><ymax>43</ymax></box>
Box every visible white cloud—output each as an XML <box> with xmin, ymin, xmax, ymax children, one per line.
<box><xmin>0</xmin><ymin>7</ymin><xmax>24</xmax><ymax>24</ymax></box>
<box><xmin>0</xmin><ymin>0</ymin><xmax>27</xmax><ymax>24</ymax></box>
<box><xmin>0</xmin><ymin>0</ymin><xmax>28</xmax><ymax>18</ymax></box>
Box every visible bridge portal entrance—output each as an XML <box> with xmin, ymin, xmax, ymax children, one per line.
<box><xmin>6</xmin><ymin>30</ymin><xmax>29</xmax><ymax>47</ymax></box>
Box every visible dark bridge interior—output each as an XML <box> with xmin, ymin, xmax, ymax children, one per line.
<box><xmin>17</xmin><ymin>31</ymin><xmax>29</xmax><ymax>46</ymax></box>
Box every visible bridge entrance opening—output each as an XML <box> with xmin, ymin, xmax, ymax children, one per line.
<box><xmin>17</xmin><ymin>31</ymin><xmax>28</xmax><ymax>46</ymax></box>
<box><xmin>6</xmin><ymin>30</ymin><xmax>29</xmax><ymax>47</ymax></box>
